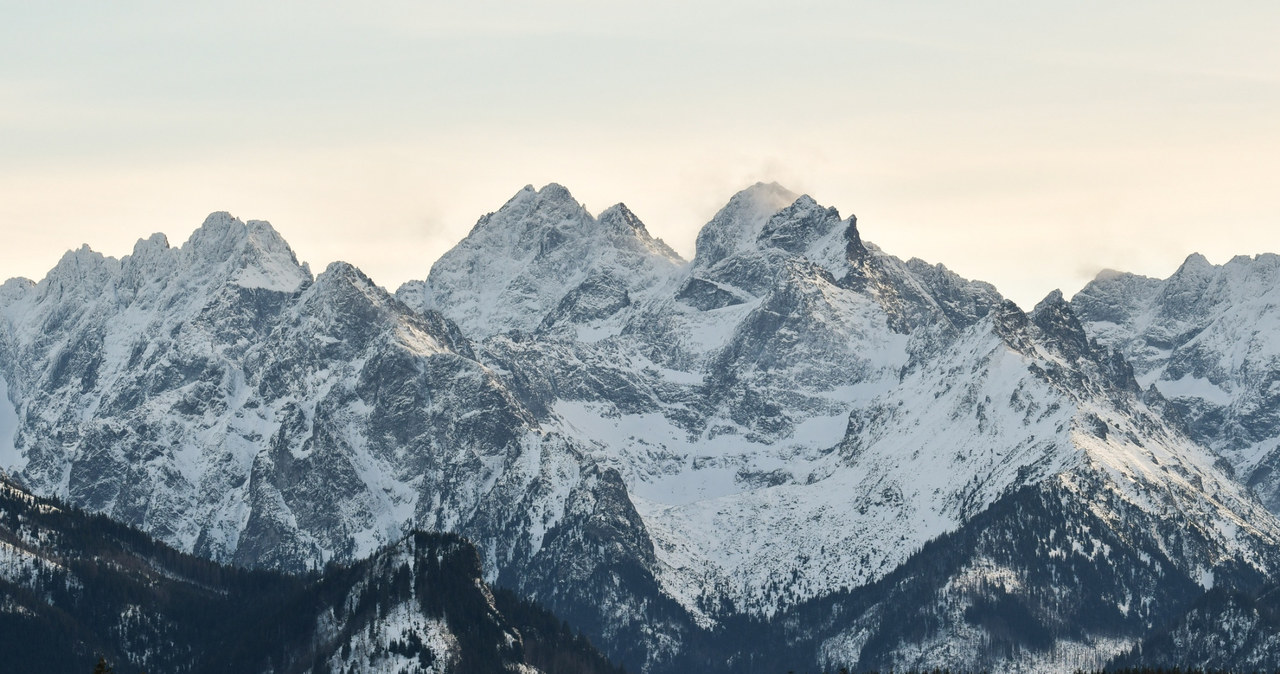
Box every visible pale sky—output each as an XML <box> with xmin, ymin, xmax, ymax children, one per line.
<box><xmin>2</xmin><ymin>1</ymin><xmax>1278</xmax><ymax>308</ymax></box>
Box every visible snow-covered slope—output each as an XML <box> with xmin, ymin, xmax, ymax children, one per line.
<box><xmin>1073</xmin><ymin>253</ymin><xmax>1280</xmax><ymax>512</ymax></box>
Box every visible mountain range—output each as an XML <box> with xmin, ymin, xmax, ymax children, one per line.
<box><xmin>3</xmin><ymin>182</ymin><xmax>1280</xmax><ymax>672</ymax></box>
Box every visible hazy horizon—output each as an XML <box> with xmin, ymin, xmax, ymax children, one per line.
<box><xmin>1</xmin><ymin>179</ymin><xmax>1266</xmax><ymax>310</ymax></box>
<box><xmin>4</xmin><ymin>1</ymin><xmax>1278</xmax><ymax>309</ymax></box>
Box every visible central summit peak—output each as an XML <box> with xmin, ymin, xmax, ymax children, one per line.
<box><xmin>402</xmin><ymin>182</ymin><xmax>683</xmax><ymax>338</ymax></box>
<box><xmin>494</xmin><ymin>183</ymin><xmax>590</xmax><ymax>230</ymax></box>
<box><xmin>736</xmin><ymin>181</ymin><xmax>801</xmax><ymax>208</ymax></box>
<box><xmin>692</xmin><ymin>182</ymin><xmax>803</xmax><ymax>267</ymax></box>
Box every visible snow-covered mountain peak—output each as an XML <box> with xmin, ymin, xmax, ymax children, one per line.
<box><xmin>478</xmin><ymin>183</ymin><xmax>591</xmax><ymax>236</ymax></box>
<box><xmin>317</xmin><ymin>259</ymin><xmax>370</xmax><ymax>285</ymax></box>
<box><xmin>1070</xmin><ymin>270</ymin><xmax>1162</xmax><ymax>330</ymax></box>
<box><xmin>1029</xmin><ymin>289</ymin><xmax>1090</xmax><ymax>353</ymax></box>
<box><xmin>529</xmin><ymin>180</ymin><xmax>575</xmax><ymax>204</ymax></box>
<box><xmin>306</xmin><ymin>261</ymin><xmax>390</xmax><ymax>313</ymax></box>
<box><xmin>37</xmin><ymin>244</ymin><xmax>120</xmax><ymax>303</ymax></box>
<box><xmin>756</xmin><ymin>194</ymin><xmax>845</xmax><ymax>255</ymax></box>
<box><xmin>1221</xmin><ymin>253</ymin><xmax>1280</xmax><ymax>283</ymax></box>
<box><xmin>734</xmin><ymin>181</ymin><xmax>800</xmax><ymax>210</ymax></box>
<box><xmin>692</xmin><ymin>182</ymin><xmax>800</xmax><ymax>267</ymax></box>
<box><xmin>597</xmin><ymin>202</ymin><xmax>644</xmax><ymax>234</ymax></box>
<box><xmin>183</xmin><ymin>211</ymin><xmax>294</xmax><ymax>261</ymax></box>
<box><xmin>1165</xmin><ymin>252</ymin><xmax>1280</xmax><ymax>296</ymax></box>
<box><xmin>1091</xmin><ymin>267</ymin><xmax>1130</xmax><ymax>282</ymax></box>
<box><xmin>404</xmin><ymin>184</ymin><xmax>684</xmax><ymax>338</ymax></box>
<box><xmin>598</xmin><ymin>202</ymin><xmax>683</xmax><ymax>261</ymax></box>
<box><xmin>306</xmin><ymin>260</ymin><xmax>414</xmax><ymax>325</ymax></box>
<box><xmin>1029</xmin><ymin>289</ymin><xmax>1089</xmax><ymax>344</ymax></box>
<box><xmin>525</xmin><ymin>181</ymin><xmax>585</xmax><ymax>218</ymax></box>
<box><xmin>0</xmin><ymin>278</ymin><xmax>34</xmax><ymax>305</ymax></box>
<box><xmin>1179</xmin><ymin>251</ymin><xmax>1214</xmax><ymax>273</ymax></box>
<box><xmin>1033</xmin><ymin>288</ymin><xmax>1066</xmax><ymax>310</ymax></box>
<box><xmin>306</xmin><ymin>260</ymin><xmax>442</xmax><ymax>344</ymax></box>
<box><xmin>1239</xmin><ymin>251</ymin><xmax>1280</xmax><ymax>266</ymax></box>
<box><xmin>186</xmin><ymin>211</ymin><xmax>248</xmax><ymax>253</ymax></box>
<box><xmin>1030</xmin><ymin>289</ymin><xmax>1088</xmax><ymax>337</ymax></box>
<box><xmin>597</xmin><ymin>202</ymin><xmax>682</xmax><ymax>256</ymax></box>
<box><xmin>179</xmin><ymin>212</ymin><xmax>310</xmax><ymax>292</ymax></box>
<box><xmin>49</xmin><ymin>244</ymin><xmax>114</xmax><ymax>276</ymax></box>
<box><xmin>131</xmin><ymin>232</ymin><xmax>171</xmax><ymax>257</ymax></box>
<box><xmin>117</xmin><ymin>234</ymin><xmax>179</xmax><ymax>294</ymax></box>
<box><xmin>670</xmin><ymin>188</ymin><xmax>866</xmax><ymax>316</ymax></box>
<box><xmin>284</xmin><ymin>284</ymin><xmax>464</xmax><ymax>369</ymax></box>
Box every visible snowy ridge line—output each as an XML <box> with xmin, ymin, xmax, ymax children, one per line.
<box><xmin>1074</xmin><ymin>252</ymin><xmax>1280</xmax><ymax>515</ymax></box>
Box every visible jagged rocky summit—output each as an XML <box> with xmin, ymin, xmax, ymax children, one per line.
<box><xmin>1073</xmin><ymin>253</ymin><xmax>1280</xmax><ymax>512</ymax></box>
<box><xmin>2</xmin><ymin>183</ymin><xmax>1280</xmax><ymax>673</ymax></box>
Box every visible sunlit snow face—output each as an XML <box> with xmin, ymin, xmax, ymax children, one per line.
<box><xmin>3</xmin><ymin>1</ymin><xmax>1279</xmax><ymax>309</ymax></box>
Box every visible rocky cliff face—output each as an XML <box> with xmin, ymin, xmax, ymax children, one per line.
<box><xmin>1073</xmin><ymin>253</ymin><xmax>1280</xmax><ymax>512</ymax></box>
<box><xmin>3</xmin><ymin>185</ymin><xmax>1279</xmax><ymax>672</ymax></box>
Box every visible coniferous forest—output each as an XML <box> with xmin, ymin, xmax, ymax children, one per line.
<box><xmin>0</xmin><ymin>478</ymin><xmax>622</xmax><ymax>674</ymax></box>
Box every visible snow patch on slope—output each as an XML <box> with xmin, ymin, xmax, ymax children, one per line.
<box><xmin>0</xmin><ymin>376</ymin><xmax>22</xmax><ymax>473</ymax></box>
<box><xmin>556</xmin><ymin>317</ymin><xmax>1091</xmax><ymax>621</ymax></box>
<box><xmin>322</xmin><ymin>601</ymin><xmax>458</xmax><ymax>674</ymax></box>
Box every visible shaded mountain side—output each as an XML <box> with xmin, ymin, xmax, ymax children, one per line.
<box><xmin>1108</xmin><ymin>584</ymin><xmax>1280</xmax><ymax>672</ymax></box>
<box><xmin>0</xmin><ymin>477</ymin><xmax>622</xmax><ymax>674</ymax></box>
<box><xmin>659</xmin><ymin>480</ymin><xmax>1275</xmax><ymax>673</ymax></box>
